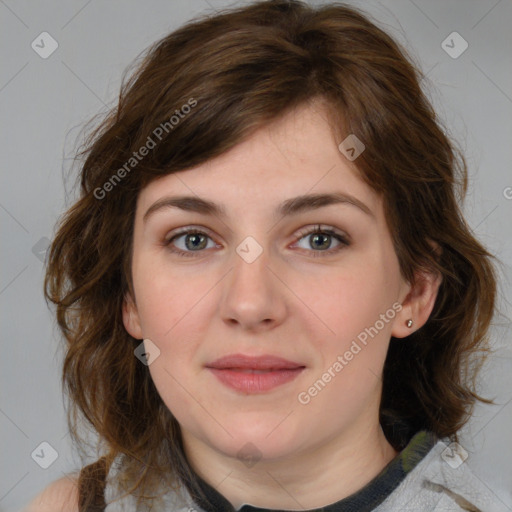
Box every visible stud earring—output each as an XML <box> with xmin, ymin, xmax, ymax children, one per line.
<box><xmin>406</xmin><ymin>319</ymin><xmax>413</xmax><ymax>328</ymax></box>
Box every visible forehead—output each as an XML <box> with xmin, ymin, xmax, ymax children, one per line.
<box><xmin>136</xmin><ymin>101</ymin><xmax>380</xmax><ymax>219</ymax></box>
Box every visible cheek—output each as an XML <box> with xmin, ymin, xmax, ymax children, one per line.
<box><xmin>302</xmin><ymin>263</ymin><xmax>396</xmax><ymax>339</ymax></box>
<box><xmin>293</xmin><ymin>255</ymin><xmax>398</xmax><ymax>394</ymax></box>
<box><xmin>141</xmin><ymin>305</ymin><xmax>205</xmax><ymax>423</ymax></box>
<box><xmin>147</xmin><ymin>356</ymin><xmax>197</xmax><ymax>429</ymax></box>
<box><xmin>295</xmin><ymin>270</ymin><xmax>393</xmax><ymax>420</ymax></box>
<box><xmin>132</xmin><ymin>257</ymin><xmax>203</xmax><ymax>338</ymax></box>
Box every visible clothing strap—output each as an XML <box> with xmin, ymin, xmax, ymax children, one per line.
<box><xmin>78</xmin><ymin>456</ymin><xmax>108</xmax><ymax>512</ymax></box>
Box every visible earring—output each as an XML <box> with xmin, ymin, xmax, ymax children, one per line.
<box><xmin>406</xmin><ymin>319</ymin><xmax>413</xmax><ymax>328</ymax></box>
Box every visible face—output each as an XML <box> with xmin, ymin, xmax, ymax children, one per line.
<box><xmin>123</xmin><ymin>100</ymin><xmax>421</xmax><ymax>465</ymax></box>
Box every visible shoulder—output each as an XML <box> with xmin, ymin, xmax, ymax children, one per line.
<box><xmin>23</xmin><ymin>474</ymin><xmax>79</xmax><ymax>512</ymax></box>
<box><xmin>380</xmin><ymin>438</ymin><xmax>509</xmax><ymax>512</ymax></box>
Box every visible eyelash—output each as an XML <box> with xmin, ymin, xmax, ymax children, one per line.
<box><xmin>163</xmin><ymin>224</ymin><xmax>350</xmax><ymax>258</ymax></box>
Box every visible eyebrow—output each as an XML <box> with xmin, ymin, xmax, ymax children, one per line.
<box><xmin>142</xmin><ymin>192</ymin><xmax>374</xmax><ymax>223</ymax></box>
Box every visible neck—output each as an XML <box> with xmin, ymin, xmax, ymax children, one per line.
<box><xmin>182</xmin><ymin>421</ymin><xmax>398</xmax><ymax>510</ymax></box>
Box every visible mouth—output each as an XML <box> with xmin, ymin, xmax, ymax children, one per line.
<box><xmin>205</xmin><ymin>354</ymin><xmax>306</xmax><ymax>393</ymax></box>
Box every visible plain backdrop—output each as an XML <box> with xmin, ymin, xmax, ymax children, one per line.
<box><xmin>1</xmin><ymin>1</ymin><xmax>511</xmax><ymax>510</ymax></box>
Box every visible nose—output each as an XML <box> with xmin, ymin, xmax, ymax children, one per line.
<box><xmin>219</xmin><ymin>242</ymin><xmax>287</xmax><ymax>332</ymax></box>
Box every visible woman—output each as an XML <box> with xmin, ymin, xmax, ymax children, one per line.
<box><xmin>25</xmin><ymin>1</ymin><xmax>504</xmax><ymax>510</ymax></box>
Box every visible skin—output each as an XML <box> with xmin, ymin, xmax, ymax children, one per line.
<box><xmin>123</xmin><ymin>99</ymin><xmax>441</xmax><ymax>510</ymax></box>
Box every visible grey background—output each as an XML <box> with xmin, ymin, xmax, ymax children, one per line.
<box><xmin>1</xmin><ymin>0</ymin><xmax>511</xmax><ymax>510</ymax></box>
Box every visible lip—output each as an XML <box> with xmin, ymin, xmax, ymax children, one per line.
<box><xmin>206</xmin><ymin>354</ymin><xmax>306</xmax><ymax>393</ymax></box>
<box><xmin>207</xmin><ymin>354</ymin><xmax>305</xmax><ymax>370</ymax></box>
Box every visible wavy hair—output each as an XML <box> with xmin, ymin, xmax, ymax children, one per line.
<box><xmin>44</xmin><ymin>0</ymin><xmax>498</xmax><ymax>507</ymax></box>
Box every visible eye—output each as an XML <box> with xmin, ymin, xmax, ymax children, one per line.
<box><xmin>163</xmin><ymin>228</ymin><xmax>217</xmax><ymax>257</ymax></box>
<box><xmin>163</xmin><ymin>224</ymin><xmax>350</xmax><ymax>258</ymax></box>
<box><xmin>293</xmin><ymin>224</ymin><xmax>350</xmax><ymax>257</ymax></box>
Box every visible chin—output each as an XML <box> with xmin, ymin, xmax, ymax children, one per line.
<box><xmin>218</xmin><ymin>437</ymin><xmax>294</xmax><ymax>464</ymax></box>
<box><xmin>206</xmin><ymin>420</ymin><xmax>302</xmax><ymax>462</ymax></box>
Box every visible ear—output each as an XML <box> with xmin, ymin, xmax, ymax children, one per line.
<box><xmin>123</xmin><ymin>292</ymin><xmax>143</xmax><ymax>339</ymax></box>
<box><xmin>391</xmin><ymin>265</ymin><xmax>443</xmax><ymax>339</ymax></box>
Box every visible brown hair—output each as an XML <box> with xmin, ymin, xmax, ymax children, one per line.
<box><xmin>44</xmin><ymin>0</ymin><xmax>498</xmax><ymax>506</ymax></box>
